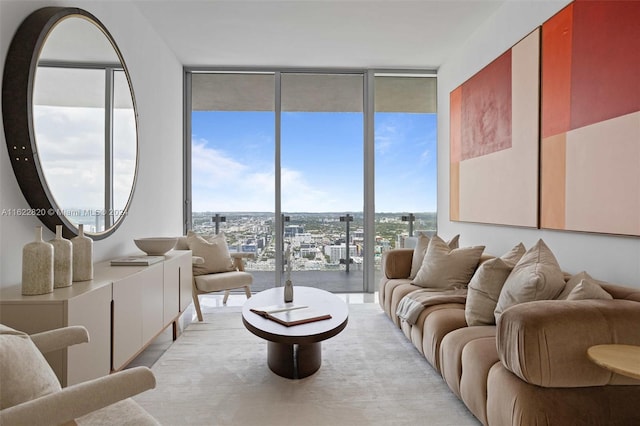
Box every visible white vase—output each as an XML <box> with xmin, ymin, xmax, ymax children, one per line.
<box><xmin>22</xmin><ymin>226</ymin><xmax>54</xmax><ymax>295</ymax></box>
<box><xmin>72</xmin><ymin>224</ymin><xmax>93</xmax><ymax>281</ymax></box>
<box><xmin>50</xmin><ymin>225</ymin><xmax>72</xmax><ymax>288</ymax></box>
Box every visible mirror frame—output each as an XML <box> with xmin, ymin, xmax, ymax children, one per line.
<box><xmin>2</xmin><ymin>6</ymin><xmax>138</xmax><ymax>240</ymax></box>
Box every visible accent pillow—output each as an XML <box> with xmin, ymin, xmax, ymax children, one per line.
<box><xmin>186</xmin><ymin>231</ymin><xmax>235</xmax><ymax>276</ymax></box>
<box><xmin>555</xmin><ymin>270</ymin><xmax>592</xmax><ymax>300</ymax></box>
<box><xmin>0</xmin><ymin>324</ymin><xmax>62</xmax><ymax>410</ymax></box>
<box><xmin>409</xmin><ymin>233</ymin><xmax>459</xmax><ymax>279</ymax></box>
<box><xmin>465</xmin><ymin>243</ymin><xmax>526</xmax><ymax>326</ymax></box>
<box><xmin>567</xmin><ymin>279</ymin><xmax>613</xmax><ymax>301</ymax></box>
<box><xmin>412</xmin><ymin>235</ymin><xmax>484</xmax><ymax>289</ymax></box>
<box><xmin>494</xmin><ymin>239</ymin><xmax>565</xmax><ymax>323</ymax></box>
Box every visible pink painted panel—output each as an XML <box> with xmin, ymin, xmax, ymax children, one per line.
<box><xmin>460</xmin><ymin>50</ymin><xmax>512</xmax><ymax>161</ymax></box>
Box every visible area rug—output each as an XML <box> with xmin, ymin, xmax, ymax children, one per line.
<box><xmin>134</xmin><ymin>303</ymin><xmax>478</xmax><ymax>426</ymax></box>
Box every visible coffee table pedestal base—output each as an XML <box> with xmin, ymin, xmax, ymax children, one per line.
<box><xmin>267</xmin><ymin>341</ymin><xmax>321</xmax><ymax>379</ymax></box>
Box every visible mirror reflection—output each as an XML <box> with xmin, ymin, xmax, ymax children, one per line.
<box><xmin>33</xmin><ymin>15</ymin><xmax>136</xmax><ymax>234</ymax></box>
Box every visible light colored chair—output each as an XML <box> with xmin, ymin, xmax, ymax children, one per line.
<box><xmin>0</xmin><ymin>324</ymin><xmax>159</xmax><ymax>425</ymax></box>
<box><xmin>176</xmin><ymin>236</ymin><xmax>253</xmax><ymax>322</ymax></box>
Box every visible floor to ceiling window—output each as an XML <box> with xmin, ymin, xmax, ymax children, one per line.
<box><xmin>373</xmin><ymin>75</ymin><xmax>438</xmax><ymax>267</ymax></box>
<box><xmin>186</xmin><ymin>69</ymin><xmax>436</xmax><ymax>293</ymax></box>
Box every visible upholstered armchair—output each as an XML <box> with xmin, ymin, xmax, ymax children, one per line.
<box><xmin>0</xmin><ymin>324</ymin><xmax>159</xmax><ymax>425</ymax></box>
<box><xmin>176</xmin><ymin>232</ymin><xmax>253</xmax><ymax>321</ymax></box>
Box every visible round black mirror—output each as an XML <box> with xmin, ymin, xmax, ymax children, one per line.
<box><xmin>2</xmin><ymin>7</ymin><xmax>138</xmax><ymax>239</ymax></box>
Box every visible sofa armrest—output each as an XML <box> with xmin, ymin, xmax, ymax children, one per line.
<box><xmin>0</xmin><ymin>366</ymin><xmax>156</xmax><ymax>426</ymax></box>
<box><xmin>497</xmin><ymin>299</ymin><xmax>640</xmax><ymax>388</ymax></box>
<box><xmin>382</xmin><ymin>248</ymin><xmax>414</xmax><ymax>279</ymax></box>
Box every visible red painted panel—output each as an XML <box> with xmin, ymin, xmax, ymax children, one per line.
<box><xmin>570</xmin><ymin>0</ymin><xmax>640</xmax><ymax>130</ymax></box>
<box><xmin>541</xmin><ymin>3</ymin><xmax>573</xmax><ymax>139</ymax></box>
<box><xmin>460</xmin><ymin>50</ymin><xmax>512</xmax><ymax>161</ymax></box>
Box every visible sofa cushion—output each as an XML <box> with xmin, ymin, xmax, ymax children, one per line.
<box><xmin>556</xmin><ymin>270</ymin><xmax>592</xmax><ymax>299</ymax></box>
<box><xmin>460</xmin><ymin>336</ymin><xmax>500</xmax><ymax>426</ymax></box>
<box><xmin>494</xmin><ymin>239</ymin><xmax>565</xmax><ymax>323</ymax></box>
<box><xmin>465</xmin><ymin>243</ymin><xmax>526</xmax><ymax>326</ymax></box>
<box><xmin>0</xmin><ymin>324</ymin><xmax>62</xmax><ymax>410</ymax></box>
<box><xmin>409</xmin><ymin>233</ymin><xmax>459</xmax><ymax>279</ymax></box>
<box><xmin>439</xmin><ymin>326</ymin><xmax>497</xmax><ymax>398</ymax></box>
<box><xmin>186</xmin><ymin>231</ymin><xmax>235</xmax><ymax>276</ymax></box>
<box><xmin>567</xmin><ymin>279</ymin><xmax>613</xmax><ymax>301</ymax></box>
<box><xmin>422</xmin><ymin>308</ymin><xmax>468</xmax><ymax>372</ymax></box>
<box><xmin>412</xmin><ymin>235</ymin><xmax>484</xmax><ymax>290</ymax></box>
<box><xmin>487</xmin><ymin>362</ymin><xmax>640</xmax><ymax>426</ymax></box>
<box><xmin>497</xmin><ymin>299</ymin><xmax>640</xmax><ymax>387</ymax></box>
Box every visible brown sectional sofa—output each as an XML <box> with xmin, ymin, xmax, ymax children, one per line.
<box><xmin>379</xmin><ymin>247</ymin><xmax>640</xmax><ymax>426</ymax></box>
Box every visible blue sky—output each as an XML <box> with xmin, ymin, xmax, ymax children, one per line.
<box><xmin>191</xmin><ymin>111</ymin><xmax>437</xmax><ymax>213</ymax></box>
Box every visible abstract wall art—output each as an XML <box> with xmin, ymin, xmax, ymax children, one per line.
<box><xmin>450</xmin><ymin>28</ymin><xmax>540</xmax><ymax>228</ymax></box>
<box><xmin>540</xmin><ymin>0</ymin><xmax>640</xmax><ymax>236</ymax></box>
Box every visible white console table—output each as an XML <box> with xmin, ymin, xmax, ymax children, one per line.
<box><xmin>0</xmin><ymin>250</ymin><xmax>192</xmax><ymax>386</ymax></box>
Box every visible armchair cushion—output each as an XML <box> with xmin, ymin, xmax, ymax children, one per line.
<box><xmin>186</xmin><ymin>231</ymin><xmax>235</xmax><ymax>276</ymax></box>
<box><xmin>194</xmin><ymin>271</ymin><xmax>252</xmax><ymax>293</ymax></box>
<box><xmin>0</xmin><ymin>324</ymin><xmax>61</xmax><ymax>410</ymax></box>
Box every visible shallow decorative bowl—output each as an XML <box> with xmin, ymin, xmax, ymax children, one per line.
<box><xmin>134</xmin><ymin>237</ymin><xmax>177</xmax><ymax>256</ymax></box>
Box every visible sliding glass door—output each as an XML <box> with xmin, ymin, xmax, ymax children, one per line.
<box><xmin>189</xmin><ymin>73</ymin><xmax>276</xmax><ymax>282</ymax></box>
<box><xmin>373</xmin><ymin>75</ymin><xmax>438</xmax><ymax>271</ymax></box>
<box><xmin>280</xmin><ymin>73</ymin><xmax>364</xmax><ymax>291</ymax></box>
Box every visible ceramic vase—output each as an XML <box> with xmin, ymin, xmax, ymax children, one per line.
<box><xmin>50</xmin><ymin>225</ymin><xmax>73</xmax><ymax>288</ymax></box>
<box><xmin>72</xmin><ymin>224</ymin><xmax>93</xmax><ymax>281</ymax></box>
<box><xmin>22</xmin><ymin>226</ymin><xmax>54</xmax><ymax>295</ymax></box>
<box><xmin>284</xmin><ymin>279</ymin><xmax>294</xmax><ymax>303</ymax></box>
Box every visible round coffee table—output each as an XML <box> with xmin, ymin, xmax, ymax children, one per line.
<box><xmin>242</xmin><ymin>286</ymin><xmax>348</xmax><ymax>379</ymax></box>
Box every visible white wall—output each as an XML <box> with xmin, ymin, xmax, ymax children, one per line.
<box><xmin>0</xmin><ymin>0</ymin><xmax>184</xmax><ymax>287</ymax></box>
<box><xmin>437</xmin><ymin>0</ymin><xmax>640</xmax><ymax>287</ymax></box>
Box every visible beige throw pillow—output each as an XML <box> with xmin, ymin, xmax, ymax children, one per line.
<box><xmin>465</xmin><ymin>243</ymin><xmax>526</xmax><ymax>326</ymax></box>
<box><xmin>412</xmin><ymin>235</ymin><xmax>484</xmax><ymax>289</ymax></box>
<box><xmin>555</xmin><ymin>270</ymin><xmax>592</xmax><ymax>300</ymax></box>
<box><xmin>186</xmin><ymin>231</ymin><xmax>235</xmax><ymax>276</ymax></box>
<box><xmin>0</xmin><ymin>324</ymin><xmax>62</xmax><ymax>410</ymax></box>
<box><xmin>494</xmin><ymin>239</ymin><xmax>566</xmax><ymax>323</ymax></box>
<box><xmin>567</xmin><ymin>279</ymin><xmax>613</xmax><ymax>300</ymax></box>
<box><xmin>409</xmin><ymin>233</ymin><xmax>459</xmax><ymax>279</ymax></box>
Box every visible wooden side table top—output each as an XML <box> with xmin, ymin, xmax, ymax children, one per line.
<box><xmin>587</xmin><ymin>344</ymin><xmax>640</xmax><ymax>380</ymax></box>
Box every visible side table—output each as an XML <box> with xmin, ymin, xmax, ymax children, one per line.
<box><xmin>587</xmin><ymin>344</ymin><xmax>640</xmax><ymax>380</ymax></box>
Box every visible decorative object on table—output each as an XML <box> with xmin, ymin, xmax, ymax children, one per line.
<box><xmin>49</xmin><ymin>225</ymin><xmax>72</xmax><ymax>288</ymax></box>
<box><xmin>284</xmin><ymin>245</ymin><xmax>293</xmax><ymax>303</ymax></box>
<box><xmin>71</xmin><ymin>224</ymin><xmax>93</xmax><ymax>281</ymax></box>
<box><xmin>250</xmin><ymin>304</ymin><xmax>331</xmax><ymax>327</ymax></box>
<box><xmin>110</xmin><ymin>255</ymin><xmax>165</xmax><ymax>266</ymax></box>
<box><xmin>21</xmin><ymin>226</ymin><xmax>54</xmax><ymax>295</ymax></box>
<box><xmin>134</xmin><ymin>237</ymin><xmax>177</xmax><ymax>256</ymax></box>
